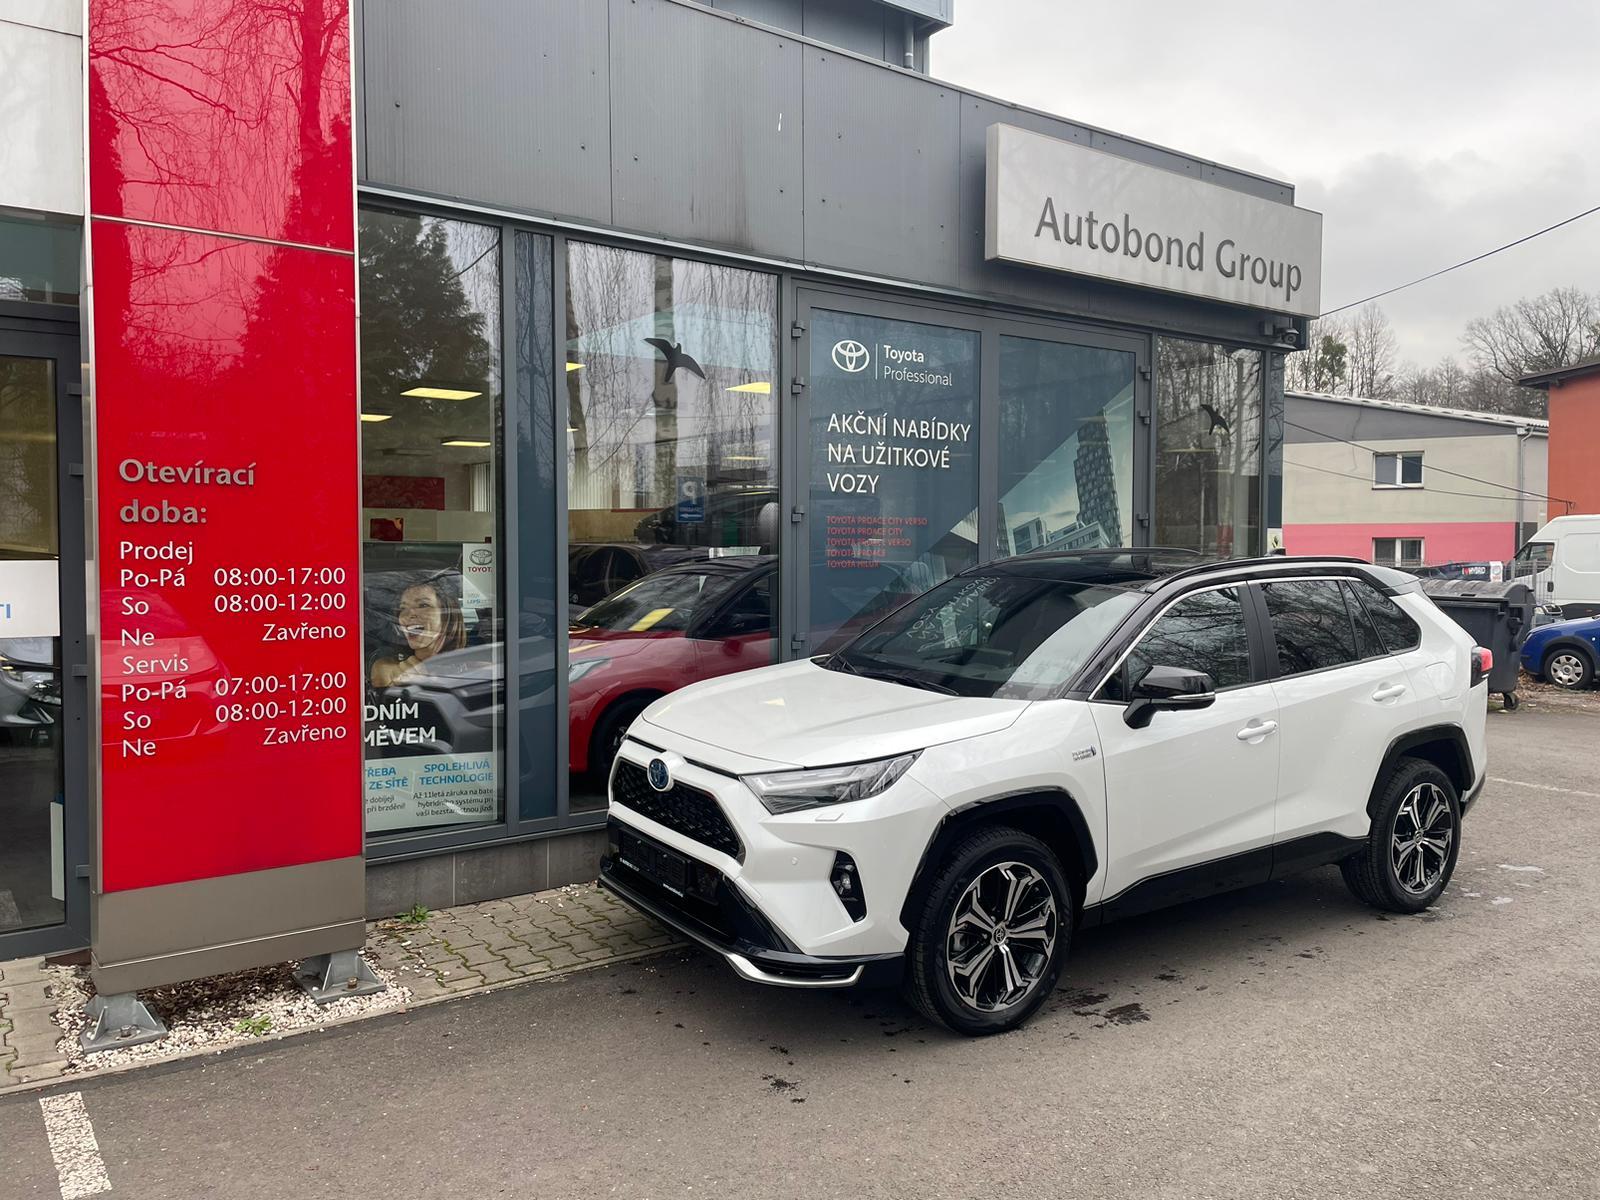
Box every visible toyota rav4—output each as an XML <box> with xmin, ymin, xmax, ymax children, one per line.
<box><xmin>599</xmin><ymin>552</ymin><xmax>1490</xmax><ymax>1035</ymax></box>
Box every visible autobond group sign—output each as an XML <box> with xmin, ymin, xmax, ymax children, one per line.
<box><xmin>985</xmin><ymin>124</ymin><xmax>1324</xmax><ymax>318</ymax></box>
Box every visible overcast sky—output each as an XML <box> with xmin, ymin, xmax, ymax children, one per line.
<box><xmin>933</xmin><ymin>0</ymin><xmax>1600</xmax><ymax>368</ymax></box>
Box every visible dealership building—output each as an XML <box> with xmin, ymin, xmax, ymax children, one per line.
<box><xmin>0</xmin><ymin>0</ymin><xmax>1321</xmax><ymax>989</ymax></box>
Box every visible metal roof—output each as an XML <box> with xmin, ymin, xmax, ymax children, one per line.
<box><xmin>1286</xmin><ymin>390</ymin><xmax>1548</xmax><ymax>433</ymax></box>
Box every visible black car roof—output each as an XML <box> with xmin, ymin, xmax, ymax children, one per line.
<box><xmin>977</xmin><ymin>548</ymin><xmax>1396</xmax><ymax>593</ymax></box>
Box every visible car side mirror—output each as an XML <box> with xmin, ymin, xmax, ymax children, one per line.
<box><xmin>1123</xmin><ymin>664</ymin><xmax>1216</xmax><ymax>729</ymax></box>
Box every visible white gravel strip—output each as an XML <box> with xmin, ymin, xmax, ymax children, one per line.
<box><xmin>48</xmin><ymin>956</ymin><xmax>410</xmax><ymax>1075</ymax></box>
<box><xmin>38</xmin><ymin>1092</ymin><xmax>110</xmax><ymax>1198</ymax></box>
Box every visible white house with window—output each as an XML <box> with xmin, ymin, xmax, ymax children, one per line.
<box><xmin>1281</xmin><ymin>392</ymin><xmax>1548</xmax><ymax>570</ymax></box>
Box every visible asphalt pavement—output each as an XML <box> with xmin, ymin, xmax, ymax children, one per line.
<box><xmin>3</xmin><ymin>707</ymin><xmax>1597</xmax><ymax>1200</ymax></box>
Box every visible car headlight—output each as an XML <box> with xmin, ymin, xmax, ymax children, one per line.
<box><xmin>743</xmin><ymin>752</ymin><xmax>919</xmax><ymax>815</ymax></box>
<box><xmin>568</xmin><ymin>658</ymin><xmax>608</xmax><ymax>683</ymax></box>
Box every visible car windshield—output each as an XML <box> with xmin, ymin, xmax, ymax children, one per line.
<box><xmin>826</xmin><ymin>572</ymin><xmax>1143</xmax><ymax>699</ymax></box>
<box><xmin>576</xmin><ymin>570</ymin><xmax>739</xmax><ymax>633</ymax></box>
<box><xmin>1512</xmin><ymin>541</ymin><xmax>1553</xmax><ymax>572</ymax></box>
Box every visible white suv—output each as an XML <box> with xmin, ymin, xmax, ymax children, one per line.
<box><xmin>600</xmin><ymin>552</ymin><xmax>1490</xmax><ymax>1035</ymax></box>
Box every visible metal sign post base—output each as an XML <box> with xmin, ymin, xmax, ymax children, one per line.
<box><xmin>79</xmin><ymin>992</ymin><xmax>167</xmax><ymax>1053</ymax></box>
<box><xmin>294</xmin><ymin>950</ymin><xmax>385</xmax><ymax>1004</ymax></box>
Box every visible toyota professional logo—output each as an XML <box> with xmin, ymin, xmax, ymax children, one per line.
<box><xmin>647</xmin><ymin>757</ymin><xmax>672</xmax><ymax>792</ymax></box>
<box><xmin>831</xmin><ymin>339</ymin><xmax>870</xmax><ymax>373</ymax></box>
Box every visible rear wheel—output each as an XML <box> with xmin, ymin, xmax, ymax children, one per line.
<box><xmin>904</xmin><ymin>826</ymin><xmax>1072</xmax><ymax>1036</ymax></box>
<box><xmin>1544</xmin><ymin>647</ymin><xmax>1594</xmax><ymax>690</ymax></box>
<box><xmin>1341</xmin><ymin>758</ymin><xmax>1461</xmax><ymax>913</ymax></box>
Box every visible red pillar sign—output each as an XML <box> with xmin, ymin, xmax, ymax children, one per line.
<box><xmin>86</xmin><ymin>0</ymin><xmax>362</xmax><ymax>928</ymax></box>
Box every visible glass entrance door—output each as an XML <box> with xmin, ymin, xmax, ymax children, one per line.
<box><xmin>0</xmin><ymin>330</ymin><xmax>84</xmax><ymax>953</ymax></box>
<box><xmin>799</xmin><ymin>301</ymin><xmax>981</xmax><ymax>654</ymax></box>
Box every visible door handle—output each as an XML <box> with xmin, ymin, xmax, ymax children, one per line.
<box><xmin>1236</xmin><ymin>719</ymin><xmax>1278</xmax><ymax>742</ymax></box>
<box><xmin>1372</xmin><ymin>683</ymin><xmax>1407</xmax><ymax>702</ymax></box>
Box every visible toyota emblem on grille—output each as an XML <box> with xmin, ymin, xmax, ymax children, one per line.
<box><xmin>647</xmin><ymin>757</ymin><xmax>672</xmax><ymax>792</ymax></box>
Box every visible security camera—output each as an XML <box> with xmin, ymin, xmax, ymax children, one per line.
<box><xmin>1277</xmin><ymin>327</ymin><xmax>1301</xmax><ymax>349</ymax></box>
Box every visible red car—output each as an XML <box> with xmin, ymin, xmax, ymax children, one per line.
<box><xmin>569</xmin><ymin>555</ymin><xmax>776</xmax><ymax>783</ymax></box>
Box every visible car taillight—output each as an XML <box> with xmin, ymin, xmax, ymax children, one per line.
<box><xmin>1470</xmin><ymin>646</ymin><xmax>1492</xmax><ymax>688</ymax></box>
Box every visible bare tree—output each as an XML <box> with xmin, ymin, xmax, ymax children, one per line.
<box><xmin>1345</xmin><ymin>304</ymin><xmax>1399</xmax><ymax>399</ymax></box>
<box><xmin>1462</xmin><ymin>286</ymin><xmax>1600</xmax><ymax>386</ymax></box>
<box><xmin>1284</xmin><ymin>316</ymin><xmax>1350</xmax><ymax>393</ymax></box>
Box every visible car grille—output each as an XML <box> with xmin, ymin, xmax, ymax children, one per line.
<box><xmin>612</xmin><ymin>758</ymin><xmax>744</xmax><ymax>861</ymax></box>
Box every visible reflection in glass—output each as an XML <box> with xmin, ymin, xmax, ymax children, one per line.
<box><xmin>0</xmin><ymin>217</ymin><xmax>80</xmax><ymax>306</ymax></box>
<box><xmin>0</xmin><ymin>354</ymin><xmax>65</xmax><ymax>933</ymax></box>
<box><xmin>1155</xmin><ymin>339</ymin><xmax>1264</xmax><ymax>557</ymax></box>
<box><xmin>564</xmin><ymin>243</ymin><xmax>778</xmax><ymax>808</ymax></box>
<box><xmin>998</xmin><ymin>337</ymin><xmax>1135</xmax><ymax>557</ymax></box>
<box><xmin>1105</xmin><ymin>587</ymin><xmax>1251</xmax><ymax>700</ymax></box>
<box><xmin>358</xmin><ymin>208</ymin><xmax>505</xmax><ymax>837</ymax></box>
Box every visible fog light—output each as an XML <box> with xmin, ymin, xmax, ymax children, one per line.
<box><xmin>830</xmin><ymin>852</ymin><xmax>866</xmax><ymax>922</ymax></box>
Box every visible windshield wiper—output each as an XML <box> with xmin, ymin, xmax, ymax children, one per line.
<box><xmin>851</xmin><ymin>667</ymin><xmax>960</xmax><ymax>696</ymax></box>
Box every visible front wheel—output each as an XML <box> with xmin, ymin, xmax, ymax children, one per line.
<box><xmin>903</xmin><ymin>826</ymin><xmax>1072</xmax><ymax>1036</ymax></box>
<box><xmin>1544</xmin><ymin>647</ymin><xmax>1594</xmax><ymax>690</ymax></box>
<box><xmin>588</xmin><ymin>697</ymin><xmax>651</xmax><ymax>789</ymax></box>
<box><xmin>1341</xmin><ymin>758</ymin><xmax>1462</xmax><ymax>913</ymax></box>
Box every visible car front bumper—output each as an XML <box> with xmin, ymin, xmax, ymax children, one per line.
<box><xmin>599</xmin><ymin>821</ymin><xmax>902</xmax><ymax>989</ymax></box>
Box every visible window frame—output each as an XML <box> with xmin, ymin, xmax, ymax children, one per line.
<box><xmin>1088</xmin><ymin>579</ymin><xmax>1272</xmax><ymax>703</ymax></box>
<box><xmin>1251</xmin><ymin>575</ymin><xmax>1394</xmax><ymax>682</ymax></box>
<box><xmin>1372</xmin><ymin>536</ymin><xmax>1425</xmax><ymax>569</ymax></box>
<box><xmin>1373</xmin><ymin>450</ymin><xmax>1424</xmax><ymax>490</ymax></box>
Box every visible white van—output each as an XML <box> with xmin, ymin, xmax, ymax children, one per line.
<box><xmin>1509</xmin><ymin>515</ymin><xmax>1600</xmax><ymax>619</ymax></box>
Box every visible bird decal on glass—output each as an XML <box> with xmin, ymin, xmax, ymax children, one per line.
<box><xmin>644</xmin><ymin>338</ymin><xmax>707</xmax><ymax>383</ymax></box>
<box><xmin>1198</xmin><ymin>402</ymin><xmax>1231</xmax><ymax>437</ymax></box>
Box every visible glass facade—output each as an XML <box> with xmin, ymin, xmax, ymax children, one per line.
<box><xmin>346</xmin><ymin>200</ymin><xmax>1281</xmax><ymax>857</ymax></box>
<box><xmin>563</xmin><ymin>243</ymin><xmax>779</xmax><ymax>809</ymax></box>
<box><xmin>1155</xmin><ymin>338</ymin><xmax>1265</xmax><ymax>557</ymax></box>
<box><xmin>358</xmin><ymin>208</ymin><xmax>506</xmax><ymax>839</ymax></box>
<box><xmin>0</xmin><ymin>352</ymin><xmax>64</xmax><ymax>934</ymax></box>
<box><xmin>998</xmin><ymin>337</ymin><xmax>1136</xmax><ymax>556</ymax></box>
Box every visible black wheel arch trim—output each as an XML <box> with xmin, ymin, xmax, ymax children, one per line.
<box><xmin>897</xmin><ymin>788</ymin><xmax>1097</xmax><ymax>933</ymax></box>
<box><xmin>1372</xmin><ymin>724</ymin><xmax>1475</xmax><ymax>817</ymax></box>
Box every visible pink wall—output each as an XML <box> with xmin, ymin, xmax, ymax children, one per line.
<box><xmin>1283</xmin><ymin>522</ymin><xmax>1517</xmax><ymax>564</ymax></box>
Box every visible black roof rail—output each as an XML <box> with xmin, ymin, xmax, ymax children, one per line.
<box><xmin>1156</xmin><ymin>553</ymin><xmax>1373</xmax><ymax>587</ymax></box>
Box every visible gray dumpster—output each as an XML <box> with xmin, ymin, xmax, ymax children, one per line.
<box><xmin>1419</xmin><ymin>579</ymin><xmax>1534</xmax><ymax>709</ymax></box>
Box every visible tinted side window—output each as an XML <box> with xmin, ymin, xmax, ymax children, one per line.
<box><xmin>1262</xmin><ymin>579</ymin><xmax>1359</xmax><ymax>675</ymax></box>
<box><xmin>1350</xmin><ymin>579</ymin><xmax>1422</xmax><ymax>653</ymax></box>
<box><xmin>1103</xmin><ymin>587</ymin><xmax>1252</xmax><ymax>700</ymax></box>
<box><xmin>1343</xmin><ymin>581</ymin><xmax>1387</xmax><ymax>659</ymax></box>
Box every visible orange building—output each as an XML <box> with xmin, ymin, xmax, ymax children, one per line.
<box><xmin>1522</xmin><ymin>356</ymin><xmax>1600</xmax><ymax>517</ymax></box>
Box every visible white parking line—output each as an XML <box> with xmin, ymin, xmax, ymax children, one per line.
<box><xmin>1489</xmin><ymin>777</ymin><xmax>1600</xmax><ymax>800</ymax></box>
<box><xmin>38</xmin><ymin>1092</ymin><xmax>111</xmax><ymax>1199</ymax></box>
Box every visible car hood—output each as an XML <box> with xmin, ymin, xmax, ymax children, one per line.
<box><xmin>639</xmin><ymin>658</ymin><xmax>1029</xmax><ymax>769</ymax></box>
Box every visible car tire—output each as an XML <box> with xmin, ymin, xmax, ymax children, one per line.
<box><xmin>1341</xmin><ymin>757</ymin><xmax>1462</xmax><ymax>914</ymax></box>
<box><xmin>903</xmin><ymin>826</ymin><xmax>1072</xmax><ymax>1036</ymax></box>
<box><xmin>589</xmin><ymin>697</ymin><xmax>652</xmax><ymax>789</ymax></box>
<box><xmin>1543</xmin><ymin>646</ymin><xmax>1594</xmax><ymax>690</ymax></box>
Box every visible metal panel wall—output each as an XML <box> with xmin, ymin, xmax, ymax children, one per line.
<box><xmin>802</xmin><ymin>45</ymin><xmax>961</xmax><ymax>286</ymax></box>
<box><xmin>358</xmin><ymin>0</ymin><xmax>1301</xmax><ymax>345</ymax></box>
<box><xmin>362</xmin><ymin>0</ymin><xmax>612</xmax><ymax>225</ymax></box>
<box><xmin>0</xmin><ymin>16</ymin><xmax>82</xmax><ymax>217</ymax></box>
<box><xmin>801</xmin><ymin>0</ymin><xmax>887</xmax><ymax>60</ymax></box>
<box><xmin>609</xmin><ymin>0</ymin><xmax>804</xmax><ymax>257</ymax></box>
<box><xmin>708</xmin><ymin>0</ymin><xmax>806</xmax><ymax>32</ymax></box>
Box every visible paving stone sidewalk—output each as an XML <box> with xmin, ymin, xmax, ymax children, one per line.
<box><xmin>0</xmin><ymin>881</ymin><xmax>683</xmax><ymax>1090</ymax></box>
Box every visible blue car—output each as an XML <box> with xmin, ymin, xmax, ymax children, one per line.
<box><xmin>1521</xmin><ymin>615</ymin><xmax>1600</xmax><ymax>689</ymax></box>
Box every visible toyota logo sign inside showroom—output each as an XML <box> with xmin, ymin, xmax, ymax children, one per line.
<box><xmin>831</xmin><ymin>339</ymin><xmax>870</xmax><ymax>372</ymax></box>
